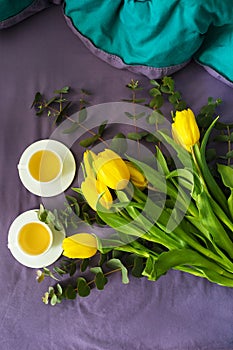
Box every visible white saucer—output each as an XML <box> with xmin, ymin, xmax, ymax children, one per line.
<box><xmin>8</xmin><ymin>210</ymin><xmax>65</xmax><ymax>268</ymax></box>
<box><xmin>18</xmin><ymin>139</ymin><xmax>76</xmax><ymax>197</ymax></box>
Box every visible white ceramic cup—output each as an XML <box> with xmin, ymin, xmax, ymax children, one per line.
<box><xmin>17</xmin><ymin>148</ymin><xmax>63</xmax><ymax>184</ymax></box>
<box><xmin>8</xmin><ymin>221</ymin><xmax>53</xmax><ymax>257</ymax></box>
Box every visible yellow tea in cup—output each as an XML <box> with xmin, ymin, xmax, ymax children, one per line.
<box><xmin>18</xmin><ymin>222</ymin><xmax>52</xmax><ymax>256</ymax></box>
<box><xmin>28</xmin><ymin>150</ymin><xmax>61</xmax><ymax>182</ymax></box>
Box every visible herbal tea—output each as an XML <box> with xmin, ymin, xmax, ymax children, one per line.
<box><xmin>28</xmin><ymin>150</ymin><xmax>61</xmax><ymax>182</ymax></box>
<box><xmin>18</xmin><ymin>222</ymin><xmax>52</xmax><ymax>255</ymax></box>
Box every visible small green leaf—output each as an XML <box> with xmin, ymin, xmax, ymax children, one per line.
<box><xmin>69</xmin><ymin>263</ymin><xmax>77</xmax><ymax>277</ymax></box>
<box><xmin>98</xmin><ymin>120</ymin><xmax>108</xmax><ymax>135</ymax></box>
<box><xmin>31</xmin><ymin>92</ymin><xmax>42</xmax><ymax>108</ymax></box>
<box><xmin>149</xmin><ymin>88</ymin><xmax>161</xmax><ymax>97</ymax></box>
<box><xmin>226</xmin><ymin>150</ymin><xmax>233</xmax><ymax>159</ymax></box>
<box><xmin>147</xmin><ymin>110</ymin><xmax>165</xmax><ymax>125</ymax></box>
<box><xmin>214</xmin><ymin>135</ymin><xmax>230</xmax><ymax>142</ymax></box>
<box><xmin>54</xmin><ymin>86</ymin><xmax>70</xmax><ymax>94</ymax></box>
<box><xmin>126</xmin><ymin>112</ymin><xmax>146</xmax><ymax>120</ymax></box>
<box><xmin>53</xmin><ymin>266</ymin><xmax>66</xmax><ymax>275</ymax></box>
<box><xmin>106</xmin><ymin>258</ymin><xmax>129</xmax><ymax>284</ymax></box>
<box><xmin>79</xmin><ymin>134</ymin><xmax>99</xmax><ymax>147</ymax></box>
<box><xmin>66</xmin><ymin>195</ymin><xmax>77</xmax><ymax>204</ymax></box>
<box><xmin>50</xmin><ymin>294</ymin><xmax>57</xmax><ymax>306</ymax></box>
<box><xmin>125</xmin><ymin>112</ymin><xmax>135</xmax><ymax>119</ymax></box>
<box><xmin>162</xmin><ymin>76</ymin><xmax>174</xmax><ymax>91</ymax></box>
<box><xmin>149</xmin><ymin>95</ymin><xmax>164</xmax><ymax>109</ymax></box>
<box><xmin>90</xmin><ymin>266</ymin><xmax>103</xmax><ymax>274</ymax></box>
<box><xmin>63</xmin><ymin>122</ymin><xmax>80</xmax><ymax>134</ymax></box>
<box><xmin>80</xmin><ymin>258</ymin><xmax>90</xmax><ymax>272</ymax></box>
<box><xmin>89</xmin><ymin>267</ymin><xmax>108</xmax><ymax>290</ymax></box>
<box><xmin>95</xmin><ymin>272</ymin><xmax>108</xmax><ymax>290</ymax></box>
<box><xmin>72</xmin><ymin>187</ymin><xmax>83</xmax><ymax>195</ymax></box>
<box><xmin>98</xmin><ymin>253</ymin><xmax>107</xmax><ymax>266</ymax></box>
<box><xmin>160</xmin><ymin>85</ymin><xmax>170</xmax><ymax>93</ymax></box>
<box><xmin>110</xmin><ymin>133</ymin><xmax>128</xmax><ymax>155</ymax></box>
<box><xmin>127</xmin><ymin>132</ymin><xmax>142</xmax><ymax>141</ymax></box>
<box><xmin>65</xmin><ymin>285</ymin><xmax>77</xmax><ymax>300</ymax></box>
<box><xmin>150</xmin><ymin>79</ymin><xmax>160</xmax><ymax>87</ymax></box>
<box><xmin>77</xmin><ymin>277</ymin><xmax>91</xmax><ymax>297</ymax></box>
<box><xmin>56</xmin><ymin>284</ymin><xmax>63</xmax><ymax>295</ymax></box>
<box><xmin>48</xmin><ymin>286</ymin><xmax>55</xmax><ymax>295</ymax></box>
<box><xmin>145</xmin><ymin>133</ymin><xmax>159</xmax><ymax>143</ymax></box>
<box><xmin>78</xmin><ymin>108</ymin><xmax>87</xmax><ymax>123</ymax></box>
<box><xmin>54</xmin><ymin>101</ymin><xmax>72</xmax><ymax>124</ymax></box>
<box><xmin>175</xmin><ymin>100</ymin><xmax>187</xmax><ymax>111</ymax></box>
<box><xmin>73</xmin><ymin>203</ymin><xmax>80</xmax><ymax>216</ymax></box>
<box><xmin>133</xmin><ymin>98</ymin><xmax>146</xmax><ymax>104</ymax></box>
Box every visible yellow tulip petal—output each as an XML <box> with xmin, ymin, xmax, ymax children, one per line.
<box><xmin>96</xmin><ymin>179</ymin><xmax>113</xmax><ymax>209</ymax></box>
<box><xmin>83</xmin><ymin>150</ymin><xmax>97</xmax><ymax>178</ymax></box>
<box><xmin>125</xmin><ymin>161</ymin><xmax>148</xmax><ymax>190</ymax></box>
<box><xmin>62</xmin><ymin>233</ymin><xmax>97</xmax><ymax>259</ymax></box>
<box><xmin>95</xmin><ymin>149</ymin><xmax>130</xmax><ymax>190</ymax></box>
<box><xmin>81</xmin><ymin>176</ymin><xmax>112</xmax><ymax>211</ymax></box>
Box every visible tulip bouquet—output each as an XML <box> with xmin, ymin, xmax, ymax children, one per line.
<box><xmin>35</xmin><ymin>78</ymin><xmax>233</xmax><ymax>305</ymax></box>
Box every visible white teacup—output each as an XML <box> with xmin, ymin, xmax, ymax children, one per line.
<box><xmin>9</xmin><ymin>221</ymin><xmax>53</xmax><ymax>257</ymax></box>
<box><xmin>18</xmin><ymin>148</ymin><xmax>63</xmax><ymax>183</ymax></box>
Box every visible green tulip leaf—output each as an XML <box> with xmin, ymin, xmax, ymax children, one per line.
<box><xmin>132</xmin><ymin>256</ymin><xmax>144</xmax><ymax>278</ymax></box>
<box><xmin>196</xmin><ymin>190</ymin><xmax>233</xmax><ymax>258</ymax></box>
<box><xmin>143</xmin><ymin>249</ymin><xmax>233</xmax><ymax>282</ymax></box>
<box><xmin>217</xmin><ymin>164</ymin><xmax>233</xmax><ymax>188</ymax></box>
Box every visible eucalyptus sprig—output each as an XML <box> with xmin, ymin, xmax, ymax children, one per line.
<box><xmin>37</xmin><ymin>251</ymin><xmax>144</xmax><ymax>306</ymax></box>
<box><xmin>32</xmin><ymin>86</ymin><xmax>109</xmax><ymax>147</ymax></box>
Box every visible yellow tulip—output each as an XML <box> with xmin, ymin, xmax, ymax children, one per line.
<box><xmin>83</xmin><ymin>150</ymin><xmax>97</xmax><ymax>178</ymax></box>
<box><xmin>62</xmin><ymin>233</ymin><xmax>97</xmax><ymax>258</ymax></box>
<box><xmin>81</xmin><ymin>176</ymin><xmax>113</xmax><ymax>211</ymax></box>
<box><xmin>172</xmin><ymin>108</ymin><xmax>200</xmax><ymax>152</ymax></box>
<box><xmin>125</xmin><ymin>161</ymin><xmax>148</xmax><ymax>190</ymax></box>
<box><xmin>94</xmin><ymin>149</ymin><xmax>130</xmax><ymax>190</ymax></box>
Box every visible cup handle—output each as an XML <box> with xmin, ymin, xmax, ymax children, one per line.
<box><xmin>17</xmin><ymin>164</ymin><xmax>26</xmax><ymax>170</ymax></box>
<box><xmin>8</xmin><ymin>242</ymin><xmax>16</xmax><ymax>250</ymax></box>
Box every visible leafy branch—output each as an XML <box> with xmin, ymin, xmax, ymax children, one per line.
<box><xmin>31</xmin><ymin>86</ymin><xmax>108</xmax><ymax>147</ymax></box>
<box><xmin>38</xmin><ymin>252</ymin><xmax>145</xmax><ymax>306</ymax></box>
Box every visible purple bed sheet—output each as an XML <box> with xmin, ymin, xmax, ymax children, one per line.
<box><xmin>0</xmin><ymin>6</ymin><xmax>233</xmax><ymax>350</ymax></box>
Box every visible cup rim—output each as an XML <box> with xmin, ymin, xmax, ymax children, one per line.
<box><xmin>16</xmin><ymin>221</ymin><xmax>53</xmax><ymax>257</ymax></box>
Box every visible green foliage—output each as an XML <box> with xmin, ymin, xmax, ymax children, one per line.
<box><xmin>106</xmin><ymin>258</ymin><xmax>129</xmax><ymax>284</ymax></box>
<box><xmin>77</xmin><ymin>278</ymin><xmax>91</xmax><ymax>297</ymax></box>
<box><xmin>35</xmin><ymin>77</ymin><xmax>233</xmax><ymax>307</ymax></box>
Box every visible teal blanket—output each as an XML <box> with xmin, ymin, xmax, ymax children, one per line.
<box><xmin>64</xmin><ymin>0</ymin><xmax>233</xmax><ymax>84</ymax></box>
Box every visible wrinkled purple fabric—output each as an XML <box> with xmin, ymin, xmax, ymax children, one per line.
<box><xmin>0</xmin><ymin>6</ymin><xmax>233</xmax><ymax>350</ymax></box>
<box><xmin>0</xmin><ymin>0</ymin><xmax>51</xmax><ymax>29</ymax></box>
